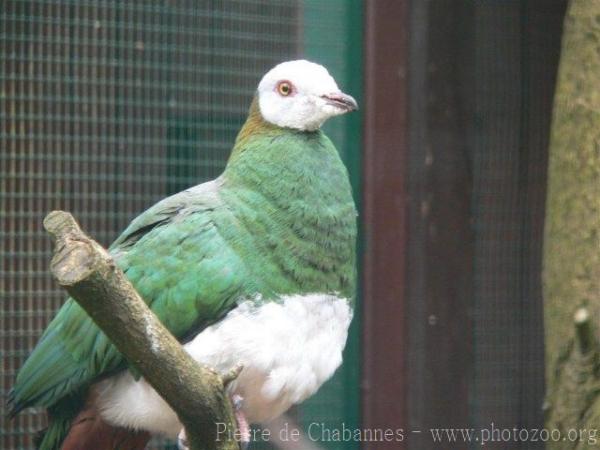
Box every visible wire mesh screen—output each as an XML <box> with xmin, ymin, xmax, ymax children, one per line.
<box><xmin>468</xmin><ymin>4</ymin><xmax>564</xmax><ymax>449</ymax></box>
<box><xmin>0</xmin><ymin>1</ymin><xmax>361</xmax><ymax>449</ymax></box>
<box><xmin>406</xmin><ymin>2</ymin><xmax>565</xmax><ymax>449</ymax></box>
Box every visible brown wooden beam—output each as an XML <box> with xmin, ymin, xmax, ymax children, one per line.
<box><xmin>405</xmin><ymin>2</ymin><xmax>475</xmax><ymax>448</ymax></box>
<box><xmin>362</xmin><ymin>1</ymin><xmax>409</xmax><ymax>449</ymax></box>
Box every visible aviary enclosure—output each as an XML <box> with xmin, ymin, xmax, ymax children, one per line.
<box><xmin>3</xmin><ymin>1</ymin><xmax>598</xmax><ymax>450</ymax></box>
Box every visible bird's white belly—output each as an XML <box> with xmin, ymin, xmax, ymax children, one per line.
<box><xmin>95</xmin><ymin>294</ymin><xmax>352</xmax><ymax>439</ymax></box>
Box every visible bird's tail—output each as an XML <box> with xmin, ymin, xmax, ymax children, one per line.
<box><xmin>35</xmin><ymin>417</ymin><xmax>71</xmax><ymax>450</ymax></box>
<box><xmin>34</xmin><ymin>390</ymin><xmax>149</xmax><ymax>450</ymax></box>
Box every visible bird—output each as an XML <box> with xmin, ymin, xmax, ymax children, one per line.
<box><xmin>9</xmin><ymin>59</ymin><xmax>358</xmax><ymax>450</ymax></box>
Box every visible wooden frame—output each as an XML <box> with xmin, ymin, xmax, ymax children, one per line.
<box><xmin>362</xmin><ymin>2</ymin><xmax>409</xmax><ymax>449</ymax></box>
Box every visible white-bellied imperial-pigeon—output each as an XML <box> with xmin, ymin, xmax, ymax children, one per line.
<box><xmin>9</xmin><ymin>59</ymin><xmax>358</xmax><ymax>450</ymax></box>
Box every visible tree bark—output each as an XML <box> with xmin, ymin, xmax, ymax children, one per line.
<box><xmin>43</xmin><ymin>210</ymin><xmax>240</xmax><ymax>450</ymax></box>
<box><xmin>543</xmin><ymin>1</ymin><xmax>600</xmax><ymax>448</ymax></box>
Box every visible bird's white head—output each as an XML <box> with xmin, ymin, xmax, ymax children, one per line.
<box><xmin>257</xmin><ymin>60</ymin><xmax>358</xmax><ymax>131</ymax></box>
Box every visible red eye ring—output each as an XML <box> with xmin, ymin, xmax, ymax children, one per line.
<box><xmin>276</xmin><ymin>80</ymin><xmax>293</xmax><ymax>97</ymax></box>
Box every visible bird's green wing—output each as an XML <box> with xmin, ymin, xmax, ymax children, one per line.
<box><xmin>9</xmin><ymin>180</ymin><xmax>251</xmax><ymax>415</ymax></box>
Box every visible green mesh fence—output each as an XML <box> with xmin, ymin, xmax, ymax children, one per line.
<box><xmin>0</xmin><ymin>2</ymin><xmax>362</xmax><ymax>449</ymax></box>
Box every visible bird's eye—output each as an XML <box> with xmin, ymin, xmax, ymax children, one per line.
<box><xmin>277</xmin><ymin>81</ymin><xmax>293</xmax><ymax>97</ymax></box>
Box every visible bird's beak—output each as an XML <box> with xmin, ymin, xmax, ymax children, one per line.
<box><xmin>321</xmin><ymin>92</ymin><xmax>359</xmax><ymax>112</ymax></box>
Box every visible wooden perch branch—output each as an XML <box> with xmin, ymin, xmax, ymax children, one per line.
<box><xmin>43</xmin><ymin>210</ymin><xmax>240</xmax><ymax>450</ymax></box>
<box><xmin>574</xmin><ymin>307</ymin><xmax>596</xmax><ymax>356</ymax></box>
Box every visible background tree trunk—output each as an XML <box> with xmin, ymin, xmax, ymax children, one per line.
<box><xmin>544</xmin><ymin>0</ymin><xmax>600</xmax><ymax>448</ymax></box>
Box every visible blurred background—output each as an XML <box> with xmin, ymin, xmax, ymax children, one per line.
<box><xmin>0</xmin><ymin>1</ymin><xmax>568</xmax><ymax>449</ymax></box>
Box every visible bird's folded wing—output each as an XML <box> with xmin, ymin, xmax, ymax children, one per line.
<box><xmin>10</xmin><ymin>181</ymin><xmax>250</xmax><ymax>415</ymax></box>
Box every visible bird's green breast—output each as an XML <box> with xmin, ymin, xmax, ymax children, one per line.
<box><xmin>221</xmin><ymin>129</ymin><xmax>357</xmax><ymax>301</ymax></box>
